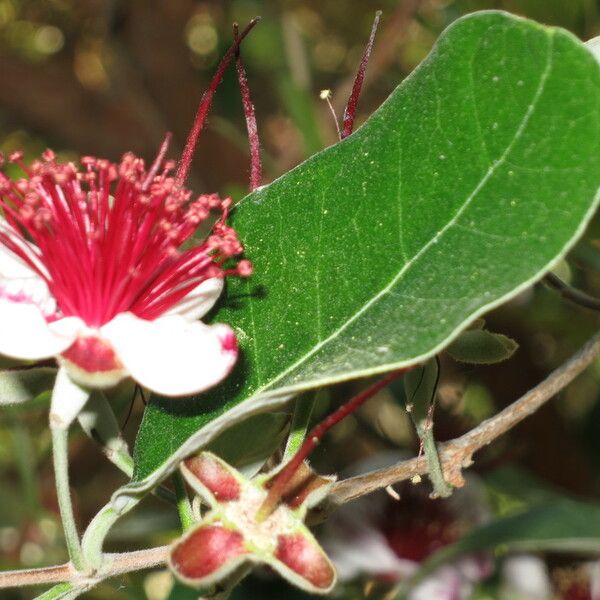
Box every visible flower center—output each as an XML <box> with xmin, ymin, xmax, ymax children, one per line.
<box><xmin>0</xmin><ymin>149</ymin><xmax>250</xmax><ymax>327</ymax></box>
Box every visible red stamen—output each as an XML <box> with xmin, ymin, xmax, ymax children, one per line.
<box><xmin>341</xmin><ymin>11</ymin><xmax>382</xmax><ymax>139</ymax></box>
<box><xmin>142</xmin><ymin>132</ymin><xmax>172</xmax><ymax>191</ymax></box>
<box><xmin>0</xmin><ymin>151</ymin><xmax>251</xmax><ymax>328</ymax></box>
<box><xmin>258</xmin><ymin>368</ymin><xmax>411</xmax><ymax>521</ymax></box>
<box><xmin>176</xmin><ymin>17</ymin><xmax>261</xmax><ymax>186</ymax></box>
<box><xmin>233</xmin><ymin>23</ymin><xmax>262</xmax><ymax>191</ymax></box>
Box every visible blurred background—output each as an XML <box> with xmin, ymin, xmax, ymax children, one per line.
<box><xmin>1</xmin><ymin>1</ymin><xmax>600</xmax><ymax>598</ymax></box>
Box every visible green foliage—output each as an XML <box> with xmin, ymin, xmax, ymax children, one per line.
<box><xmin>446</xmin><ymin>329</ymin><xmax>519</xmax><ymax>364</ymax></box>
<box><xmin>128</xmin><ymin>11</ymin><xmax>600</xmax><ymax>496</ymax></box>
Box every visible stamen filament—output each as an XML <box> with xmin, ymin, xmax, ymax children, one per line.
<box><xmin>176</xmin><ymin>17</ymin><xmax>261</xmax><ymax>186</ymax></box>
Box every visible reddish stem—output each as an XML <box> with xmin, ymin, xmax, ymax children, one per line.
<box><xmin>175</xmin><ymin>17</ymin><xmax>261</xmax><ymax>186</ymax></box>
<box><xmin>341</xmin><ymin>11</ymin><xmax>382</xmax><ymax>139</ymax></box>
<box><xmin>233</xmin><ymin>23</ymin><xmax>262</xmax><ymax>191</ymax></box>
<box><xmin>258</xmin><ymin>367</ymin><xmax>411</xmax><ymax>520</ymax></box>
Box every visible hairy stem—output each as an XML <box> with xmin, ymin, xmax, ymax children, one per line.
<box><xmin>51</xmin><ymin>426</ymin><xmax>85</xmax><ymax>571</ymax></box>
<box><xmin>173</xmin><ymin>472</ymin><xmax>195</xmax><ymax>531</ymax></box>
<box><xmin>419</xmin><ymin>421</ymin><xmax>452</xmax><ymax>498</ymax></box>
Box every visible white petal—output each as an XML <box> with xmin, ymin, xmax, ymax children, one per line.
<box><xmin>49</xmin><ymin>367</ymin><xmax>90</xmax><ymax>430</ymax></box>
<box><xmin>101</xmin><ymin>312</ymin><xmax>237</xmax><ymax>396</ymax></box>
<box><xmin>167</xmin><ymin>277</ymin><xmax>224</xmax><ymax>321</ymax></box>
<box><xmin>500</xmin><ymin>555</ymin><xmax>552</xmax><ymax>600</ymax></box>
<box><xmin>0</xmin><ymin>243</ymin><xmax>56</xmax><ymax>317</ymax></box>
<box><xmin>0</xmin><ymin>300</ymin><xmax>81</xmax><ymax>360</ymax></box>
<box><xmin>0</xmin><ymin>244</ymin><xmax>38</xmax><ymax>278</ymax></box>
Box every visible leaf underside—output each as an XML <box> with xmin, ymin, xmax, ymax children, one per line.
<box><xmin>128</xmin><ymin>10</ymin><xmax>600</xmax><ymax>494</ymax></box>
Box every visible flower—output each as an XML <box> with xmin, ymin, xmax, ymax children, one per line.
<box><xmin>0</xmin><ymin>146</ymin><xmax>250</xmax><ymax>397</ymax></box>
<box><xmin>169</xmin><ymin>452</ymin><xmax>337</xmax><ymax>594</ymax></box>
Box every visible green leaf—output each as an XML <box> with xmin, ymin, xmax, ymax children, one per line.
<box><xmin>0</xmin><ymin>367</ymin><xmax>56</xmax><ymax>405</ymax></box>
<box><xmin>445</xmin><ymin>329</ymin><xmax>519</xmax><ymax>364</ymax></box>
<box><xmin>126</xmin><ymin>11</ymin><xmax>600</xmax><ymax>499</ymax></box>
<box><xmin>206</xmin><ymin>411</ymin><xmax>288</xmax><ymax>469</ymax></box>
<box><xmin>411</xmin><ymin>500</ymin><xmax>600</xmax><ymax>589</ymax></box>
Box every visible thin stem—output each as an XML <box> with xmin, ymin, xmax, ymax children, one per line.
<box><xmin>341</xmin><ymin>11</ymin><xmax>382</xmax><ymax>139</ymax></box>
<box><xmin>173</xmin><ymin>472</ymin><xmax>195</xmax><ymax>531</ymax></box>
<box><xmin>544</xmin><ymin>272</ymin><xmax>600</xmax><ymax>312</ymax></box>
<box><xmin>51</xmin><ymin>426</ymin><xmax>85</xmax><ymax>571</ymax></box>
<box><xmin>283</xmin><ymin>392</ymin><xmax>318</xmax><ymax>461</ymax></box>
<box><xmin>258</xmin><ymin>368</ymin><xmax>410</xmax><ymax>520</ymax></box>
<box><xmin>0</xmin><ymin>546</ymin><xmax>169</xmax><ymax>589</ymax></box>
<box><xmin>176</xmin><ymin>18</ymin><xmax>261</xmax><ymax>185</ymax></box>
<box><xmin>233</xmin><ymin>23</ymin><xmax>262</xmax><ymax>191</ymax></box>
<box><xmin>320</xmin><ymin>90</ymin><xmax>341</xmax><ymax>140</ymax></box>
<box><xmin>419</xmin><ymin>421</ymin><xmax>452</xmax><ymax>498</ymax></box>
<box><xmin>403</xmin><ymin>359</ymin><xmax>451</xmax><ymax>497</ymax></box>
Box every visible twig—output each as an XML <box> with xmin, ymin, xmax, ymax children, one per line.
<box><xmin>0</xmin><ymin>546</ymin><xmax>169</xmax><ymax>589</ymax></box>
<box><xmin>329</xmin><ymin>328</ymin><xmax>600</xmax><ymax>505</ymax></box>
<box><xmin>544</xmin><ymin>272</ymin><xmax>600</xmax><ymax>312</ymax></box>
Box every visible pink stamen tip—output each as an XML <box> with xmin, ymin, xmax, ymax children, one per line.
<box><xmin>341</xmin><ymin>11</ymin><xmax>382</xmax><ymax>139</ymax></box>
<box><xmin>142</xmin><ymin>132</ymin><xmax>172</xmax><ymax>191</ymax></box>
<box><xmin>236</xmin><ymin>260</ymin><xmax>253</xmax><ymax>277</ymax></box>
<box><xmin>175</xmin><ymin>17</ymin><xmax>261</xmax><ymax>187</ymax></box>
<box><xmin>8</xmin><ymin>151</ymin><xmax>23</xmax><ymax>163</ymax></box>
<box><xmin>0</xmin><ymin>149</ymin><xmax>248</xmax><ymax>328</ymax></box>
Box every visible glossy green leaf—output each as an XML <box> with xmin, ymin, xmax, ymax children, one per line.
<box><xmin>410</xmin><ymin>500</ymin><xmax>600</xmax><ymax>590</ymax></box>
<box><xmin>126</xmin><ymin>11</ymin><xmax>600</xmax><ymax>498</ymax></box>
<box><xmin>206</xmin><ymin>411</ymin><xmax>288</xmax><ymax>469</ymax></box>
<box><xmin>445</xmin><ymin>329</ymin><xmax>519</xmax><ymax>364</ymax></box>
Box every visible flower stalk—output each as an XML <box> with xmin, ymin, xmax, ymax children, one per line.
<box><xmin>51</xmin><ymin>425</ymin><xmax>85</xmax><ymax>571</ymax></box>
<box><xmin>173</xmin><ymin>472</ymin><xmax>195</xmax><ymax>531</ymax></box>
